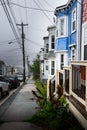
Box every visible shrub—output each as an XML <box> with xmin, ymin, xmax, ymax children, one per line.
<box><xmin>30</xmin><ymin>80</ymin><xmax>84</xmax><ymax>130</ymax></box>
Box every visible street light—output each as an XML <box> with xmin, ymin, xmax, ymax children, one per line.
<box><xmin>8</xmin><ymin>41</ymin><xmax>13</xmax><ymax>44</ymax></box>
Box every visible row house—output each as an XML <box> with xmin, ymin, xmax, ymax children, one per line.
<box><xmin>55</xmin><ymin>0</ymin><xmax>82</xmax><ymax>68</ymax></box>
<box><xmin>44</xmin><ymin>0</ymin><xmax>87</xmax><ymax>129</ymax></box>
<box><xmin>41</xmin><ymin>0</ymin><xmax>87</xmax><ymax>128</ymax></box>
<box><xmin>53</xmin><ymin>0</ymin><xmax>87</xmax><ymax>129</ymax></box>
<box><xmin>43</xmin><ymin>36</ymin><xmax>49</xmax><ymax>84</ymax></box>
<box><xmin>40</xmin><ymin>25</ymin><xmax>56</xmax><ymax>85</ymax></box>
<box><xmin>54</xmin><ymin>0</ymin><xmax>82</xmax><ymax>91</ymax></box>
<box><xmin>47</xmin><ymin>25</ymin><xmax>56</xmax><ymax>79</ymax></box>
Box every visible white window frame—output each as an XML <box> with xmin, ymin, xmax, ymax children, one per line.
<box><xmin>46</xmin><ymin>61</ymin><xmax>48</xmax><ymax>70</ymax></box>
<box><xmin>84</xmin><ymin>27</ymin><xmax>87</xmax><ymax>45</ymax></box>
<box><xmin>60</xmin><ymin>54</ymin><xmax>64</xmax><ymax>70</ymax></box>
<box><xmin>71</xmin><ymin>47</ymin><xmax>76</xmax><ymax>61</ymax></box>
<box><xmin>81</xmin><ymin>23</ymin><xmax>87</xmax><ymax>60</ymax></box>
<box><xmin>51</xmin><ymin>61</ymin><xmax>55</xmax><ymax>75</ymax></box>
<box><xmin>45</xmin><ymin>43</ymin><xmax>49</xmax><ymax>53</ymax></box>
<box><xmin>84</xmin><ymin>26</ymin><xmax>87</xmax><ymax>60</ymax></box>
<box><xmin>71</xmin><ymin>8</ymin><xmax>76</xmax><ymax>33</ymax></box>
<box><xmin>51</xmin><ymin>35</ymin><xmax>55</xmax><ymax>50</ymax></box>
<box><xmin>58</xmin><ymin>16</ymin><xmax>67</xmax><ymax>38</ymax></box>
<box><xmin>60</xmin><ymin>18</ymin><xmax>64</xmax><ymax>36</ymax></box>
<box><xmin>59</xmin><ymin>17</ymin><xmax>65</xmax><ymax>37</ymax></box>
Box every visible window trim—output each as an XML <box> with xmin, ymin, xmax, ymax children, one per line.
<box><xmin>58</xmin><ymin>16</ymin><xmax>67</xmax><ymax>38</ymax></box>
<box><xmin>60</xmin><ymin>54</ymin><xmax>64</xmax><ymax>70</ymax></box>
<box><xmin>71</xmin><ymin>8</ymin><xmax>76</xmax><ymax>33</ymax></box>
<box><xmin>45</xmin><ymin>43</ymin><xmax>49</xmax><ymax>53</ymax></box>
<box><xmin>71</xmin><ymin>47</ymin><xmax>76</xmax><ymax>61</ymax></box>
<box><xmin>60</xmin><ymin>18</ymin><xmax>64</xmax><ymax>36</ymax></box>
<box><xmin>59</xmin><ymin>17</ymin><xmax>65</xmax><ymax>37</ymax></box>
<box><xmin>51</xmin><ymin>35</ymin><xmax>55</xmax><ymax>50</ymax></box>
<box><xmin>84</xmin><ymin>27</ymin><xmax>87</xmax><ymax>45</ymax></box>
<box><xmin>51</xmin><ymin>61</ymin><xmax>55</xmax><ymax>75</ymax></box>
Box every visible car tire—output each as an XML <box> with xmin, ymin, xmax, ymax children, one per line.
<box><xmin>6</xmin><ymin>86</ymin><xmax>10</xmax><ymax>95</ymax></box>
<box><xmin>0</xmin><ymin>89</ymin><xmax>2</xmax><ymax>99</ymax></box>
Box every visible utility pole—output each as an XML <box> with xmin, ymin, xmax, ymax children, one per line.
<box><xmin>17</xmin><ymin>22</ymin><xmax>28</xmax><ymax>82</ymax></box>
<box><xmin>27</xmin><ymin>56</ymin><xmax>29</xmax><ymax>78</ymax></box>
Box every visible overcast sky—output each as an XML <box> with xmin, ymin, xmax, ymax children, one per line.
<box><xmin>0</xmin><ymin>0</ymin><xmax>68</xmax><ymax>68</ymax></box>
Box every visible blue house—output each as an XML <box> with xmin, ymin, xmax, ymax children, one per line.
<box><xmin>54</xmin><ymin>0</ymin><xmax>82</xmax><ymax>70</ymax></box>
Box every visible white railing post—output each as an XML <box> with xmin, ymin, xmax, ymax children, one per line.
<box><xmin>85</xmin><ymin>63</ymin><xmax>87</xmax><ymax>111</ymax></box>
<box><xmin>69</xmin><ymin>63</ymin><xmax>72</xmax><ymax>95</ymax></box>
<box><xmin>47</xmin><ymin>79</ymin><xmax>50</xmax><ymax>99</ymax></box>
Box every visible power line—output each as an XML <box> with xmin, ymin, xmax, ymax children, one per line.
<box><xmin>37</xmin><ymin>0</ymin><xmax>52</xmax><ymax>19</ymax></box>
<box><xmin>9</xmin><ymin>1</ymin><xmax>54</xmax><ymax>12</ymax></box>
<box><xmin>17</xmin><ymin>0</ymin><xmax>22</xmax><ymax>21</ymax></box>
<box><xmin>7</xmin><ymin>0</ymin><xmax>22</xmax><ymax>47</ymax></box>
<box><xmin>24</xmin><ymin>0</ymin><xmax>29</xmax><ymax>39</ymax></box>
<box><xmin>25</xmin><ymin>38</ymin><xmax>43</xmax><ymax>47</ymax></box>
<box><xmin>0</xmin><ymin>38</ymin><xmax>18</xmax><ymax>44</ymax></box>
<box><xmin>43</xmin><ymin>0</ymin><xmax>55</xmax><ymax>9</ymax></box>
<box><xmin>28</xmin><ymin>26</ymin><xmax>46</xmax><ymax>32</ymax></box>
<box><xmin>33</xmin><ymin>0</ymin><xmax>53</xmax><ymax>24</ymax></box>
<box><xmin>0</xmin><ymin>0</ymin><xmax>22</xmax><ymax>49</ymax></box>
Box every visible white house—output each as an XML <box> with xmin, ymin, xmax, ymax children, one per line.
<box><xmin>43</xmin><ymin>36</ymin><xmax>49</xmax><ymax>84</ymax></box>
<box><xmin>47</xmin><ymin>25</ymin><xmax>56</xmax><ymax>79</ymax></box>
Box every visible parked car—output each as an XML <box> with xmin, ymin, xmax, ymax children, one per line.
<box><xmin>0</xmin><ymin>75</ymin><xmax>9</xmax><ymax>99</ymax></box>
<box><xmin>17</xmin><ymin>74</ymin><xmax>23</xmax><ymax>82</ymax></box>
<box><xmin>5</xmin><ymin>75</ymin><xmax>20</xmax><ymax>89</ymax></box>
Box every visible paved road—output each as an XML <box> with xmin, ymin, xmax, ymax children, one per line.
<box><xmin>0</xmin><ymin>79</ymin><xmax>42</xmax><ymax>130</ymax></box>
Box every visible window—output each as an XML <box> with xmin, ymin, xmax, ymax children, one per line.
<box><xmin>46</xmin><ymin>65</ymin><xmax>48</xmax><ymax>70</ymax></box>
<box><xmin>84</xmin><ymin>27</ymin><xmax>87</xmax><ymax>60</ymax></box>
<box><xmin>51</xmin><ymin>35</ymin><xmax>55</xmax><ymax>49</ymax></box>
<box><xmin>58</xmin><ymin>18</ymin><xmax>65</xmax><ymax>37</ymax></box>
<box><xmin>60</xmin><ymin>18</ymin><xmax>64</xmax><ymax>35</ymax></box>
<box><xmin>51</xmin><ymin>61</ymin><xmax>55</xmax><ymax>75</ymax></box>
<box><xmin>46</xmin><ymin>43</ymin><xmax>49</xmax><ymax>53</ymax></box>
<box><xmin>71</xmin><ymin>47</ymin><xmax>75</xmax><ymax>61</ymax></box>
<box><xmin>60</xmin><ymin>54</ymin><xmax>64</xmax><ymax>69</ymax></box>
<box><xmin>72</xmin><ymin>8</ymin><xmax>76</xmax><ymax>32</ymax></box>
<box><xmin>84</xmin><ymin>27</ymin><xmax>87</xmax><ymax>44</ymax></box>
<box><xmin>84</xmin><ymin>45</ymin><xmax>87</xmax><ymax>60</ymax></box>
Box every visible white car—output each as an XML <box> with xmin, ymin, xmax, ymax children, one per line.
<box><xmin>0</xmin><ymin>76</ymin><xmax>9</xmax><ymax>99</ymax></box>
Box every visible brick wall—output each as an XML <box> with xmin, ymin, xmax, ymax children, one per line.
<box><xmin>82</xmin><ymin>0</ymin><xmax>87</xmax><ymax>23</ymax></box>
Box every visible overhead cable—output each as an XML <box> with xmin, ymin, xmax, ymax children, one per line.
<box><xmin>0</xmin><ymin>0</ymin><xmax>22</xmax><ymax>49</ymax></box>
<box><xmin>10</xmin><ymin>1</ymin><xmax>53</xmax><ymax>12</ymax></box>
<box><xmin>33</xmin><ymin>0</ymin><xmax>53</xmax><ymax>24</ymax></box>
<box><xmin>25</xmin><ymin>38</ymin><xmax>43</xmax><ymax>47</ymax></box>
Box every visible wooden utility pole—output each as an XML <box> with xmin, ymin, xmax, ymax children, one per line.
<box><xmin>27</xmin><ymin>56</ymin><xmax>29</xmax><ymax>78</ymax></box>
<box><xmin>17</xmin><ymin>22</ymin><xmax>28</xmax><ymax>82</ymax></box>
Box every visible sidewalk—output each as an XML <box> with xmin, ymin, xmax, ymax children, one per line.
<box><xmin>0</xmin><ymin>78</ymin><xmax>43</xmax><ymax>130</ymax></box>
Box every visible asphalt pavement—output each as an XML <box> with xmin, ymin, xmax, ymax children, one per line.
<box><xmin>0</xmin><ymin>78</ymin><xmax>43</xmax><ymax>130</ymax></box>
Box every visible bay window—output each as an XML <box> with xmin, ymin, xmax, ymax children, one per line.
<box><xmin>72</xmin><ymin>8</ymin><xmax>76</xmax><ymax>32</ymax></box>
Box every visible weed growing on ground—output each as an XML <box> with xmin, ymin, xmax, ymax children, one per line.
<box><xmin>29</xmin><ymin>80</ymin><xmax>84</xmax><ymax>130</ymax></box>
